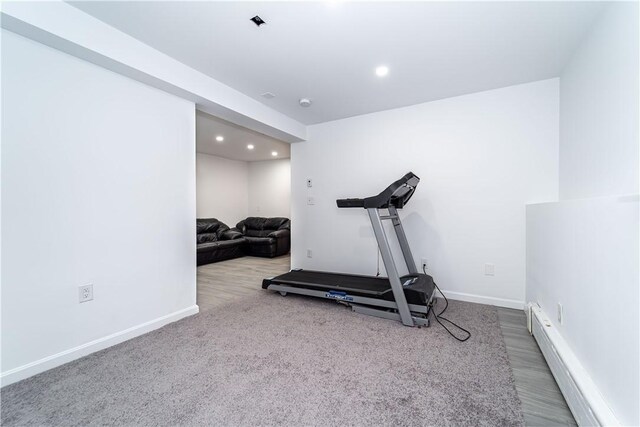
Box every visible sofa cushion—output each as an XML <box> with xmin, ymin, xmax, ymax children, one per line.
<box><xmin>264</xmin><ymin>217</ymin><xmax>289</xmax><ymax>230</ymax></box>
<box><xmin>244</xmin><ymin>217</ymin><xmax>288</xmax><ymax>230</ymax></box>
<box><xmin>197</xmin><ymin>233</ymin><xmax>218</xmax><ymax>244</ymax></box>
<box><xmin>222</xmin><ymin>229</ymin><xmax>243</xmax><ymax>240</ymax></box>
<box><xmin>197</xmin><ymin>218</ymin><xmax>230</xmax><ymax>237</ymax></box>
<box><xmin>245</xmin><ymin>229</ymin><xmax>270</xmax><ymax>238</ymax></box>
<box><xmin>244</xmin><ymin>236</ymin><xmax>276</xmax><ymax>247</ymax></box>
<box><xmin>197</xmin><ymin>218</ymin><xmax>221</xmax><ymax>234</ymax></box>
<box><xmin>240</xmin><ymin>217</ymin><xmax>289</xmax><ymax>237</ymax></box>
<box><xmin>197</xmin><ymin>242</ymin><xmax>219</xmax><ymax>253</ymax></box>
<box><xmin>215</xmin><ymin>239</ymin><xmax>244</xmax><ymax>249</ymax></box>
<box><xmin>197</xmin><ymin>237</ymin><xmax>244</xmax><ymax>251</ymax></box>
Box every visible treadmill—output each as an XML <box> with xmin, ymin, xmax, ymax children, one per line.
<box><xmin>262</xmin><ymin>172</ymin><xmax>436</xmax><ymax>327</ymax></box>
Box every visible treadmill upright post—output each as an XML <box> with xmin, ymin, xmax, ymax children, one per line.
<box><xmin>388</xmin><ymin>205</ymin><xmax>418</xmax><ymax>275</ymax></box>
<box><xmin>367</xmin><ymin>208</ymin><xmax>415</xmax><ymax>327</ymax></box>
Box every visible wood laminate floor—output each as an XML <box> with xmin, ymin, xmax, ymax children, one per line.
<box><xmin>197</xmin><ymin>255</ymin><xmax>291</xmax><ymax>311</ymax></box>
<box><xmin>197</xmin><ymin>255</ymin><xmax>576</xmax><ymax>426</ymax></box>
<box><xmin>497</xmin><ymin>307</ymin><xmax>577</xmax><ymax>426</ymax></box>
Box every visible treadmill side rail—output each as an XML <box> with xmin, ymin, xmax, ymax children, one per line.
<box><xmin>352</xmin><ymin>305</ymin><xmax>429</xmax><ymax>327</ymax></box>
<box><xmin>265</xmin><ymin>283</ymin><xmax>431</xmax><ymax>314</ymax></box>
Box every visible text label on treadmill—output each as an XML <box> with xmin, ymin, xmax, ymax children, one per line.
<box><xmin>325</xmin><ymin>291</ymin><xmax>353</xmax><ymax>302</ymax></box>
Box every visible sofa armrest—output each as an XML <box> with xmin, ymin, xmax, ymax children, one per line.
<box><xmin>268</xmin><ymin>229</ymin><xmax>290</xmax><ymax>239</ymax></box>
<box><xmin>277</xmin><ymin>220</ymin><xmax>291</xmax><ymax>231</ymax></box>
<box><xmin>222</xmin><ymin>229</ymin><xmax>244</xmax><ymax>240</ymax></box>
<box><xmin>268</xmin><ymin>228</ymin><xmax>290</xmax><ymax>257</ymax></box>
<box><xmin>235</xmin><ymin>221</ymin><xmax>247</xmax><ymax>234</ymax></box>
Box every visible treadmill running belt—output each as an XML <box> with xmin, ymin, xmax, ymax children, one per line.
<box><xmin>272</xmin><ymin>270</ymin><xmax>392</xmax><ymax>296</ymax></box>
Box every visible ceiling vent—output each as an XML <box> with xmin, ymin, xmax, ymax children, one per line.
<box><xmin>250</xmin><ymin>15</ymin><xmax>266</xmax><ymax>27</ymax></box>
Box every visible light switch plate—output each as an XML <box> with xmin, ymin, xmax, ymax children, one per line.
<box><xmin>484</xmin><ymin>263</ymin><xmax>495</xmax><ymax>276</ymax></box>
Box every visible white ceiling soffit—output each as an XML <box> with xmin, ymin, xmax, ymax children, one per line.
<box><xmin>69</xmin><ymin>1</ymin><xmax>607</xmax><ymax>125</ymax></box>
<box><xmin>0</xmin><ymin>1</ymin><xmax>306</xmax><ymax>142</ymax></box>
<box><xmin>196</xmin><ymin>111</ymin><xmax>290</xmax><ymax>162</ymax></box>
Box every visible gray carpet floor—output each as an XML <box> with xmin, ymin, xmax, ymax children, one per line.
<box><xmin>1</xmin><ymin>292</ymin><xmax>524</xmax><ymax>426</ymax></box>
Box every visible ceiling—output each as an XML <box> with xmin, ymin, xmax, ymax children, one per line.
<box><xmin>70</xmin><ymin>1</ymin><xmax>606</xmax><ymax>125</ymax></box>
<box><xmin>196</xmin><ymin>111</ymin><xmax>290</xmax><ymax>162</ymax></box>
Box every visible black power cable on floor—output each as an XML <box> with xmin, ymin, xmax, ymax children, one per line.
<box><xmin>424</xmin><ymin>266</ymin><xmax>471</xmax><ymax>342</ymax></box>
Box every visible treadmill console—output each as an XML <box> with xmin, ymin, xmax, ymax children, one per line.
<box><xmin>336</xmin><ymin>172</ymin><xmax>420</xmax><ymax>209</ymax></box>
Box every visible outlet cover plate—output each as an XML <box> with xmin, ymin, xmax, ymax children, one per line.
<box><xmin>79</xmin><ymin>284</ymin><xmax>93</xmax><ymax>303</ymax></box>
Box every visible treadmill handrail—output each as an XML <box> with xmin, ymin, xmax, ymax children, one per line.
<box><xmin>336</xmin><ymin>172</ymin><xmax>420</xmax><ymax>209</ymax></box>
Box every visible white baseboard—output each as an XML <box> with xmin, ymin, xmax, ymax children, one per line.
<box><xmin>1</xmin><ymin>305</ymin><xmax>199</xmax><ymax>387</ymax></box>
<box><xmin>439</xmin><ymin>289</ymin><xmax>524</xmax><ymax>309</ymax></box>
<box><xmin>530</xmin><ymin>305</ymin><xmax>619</xmax><ymax>426</ymax></box>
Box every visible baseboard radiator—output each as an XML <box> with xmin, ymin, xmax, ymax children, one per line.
<box><xmin>526</xmin><ymin>303</ymin><xmax>619</xmax><ymax>426</ymax></box>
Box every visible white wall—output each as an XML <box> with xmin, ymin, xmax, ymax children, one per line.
<box><xmin>1</xmin><ymin>31</ymin><xmax>197</xmax><ymax>383</ymax></box>
<box><xmin>292</xmin><ymin>79</ymin><xmax>559</xmax><ymax>308</ymax></box>
<box><xmin>248</xmin><ymin>159</ymin><xmax>291</xmax><ymax>218</ymax></box>
<box><xmin>559</xmin><ymin>2</ymin><xmax>639</xmax><ymax>200</ymax></box>
<box><xmin>196</xmin><ymin>155</ymin><xmax>291</xmax><ymax>225</ymax></box>
<box><xmin>526</xmin><ymin>196</ymin><xmax>639</xmax><ymax>426</ymax></box>
<box><xmin>196</xmin><ymin>153</ymin><xmax>249</xmax><ymax>226</ymax></box>
<box><xmin>526</xmin><ymin>4</ymin><xmax>640</xmax><ymax>425</ymax></box>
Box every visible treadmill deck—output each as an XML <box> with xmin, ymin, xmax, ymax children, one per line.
<box><xmin>267</xmin><ymin>270</ymin><xmax>392</xmax><ymax>296</ymax></box>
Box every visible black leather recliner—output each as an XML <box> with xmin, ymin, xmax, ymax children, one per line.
<box><xmin>234</xmin><ymin>217</ymin><xmax>290</xmax><ymax>258</ymax></box>
<box><xmin>196</xmin><ymin>218</ymin><xmax>245</xmax><ymax>266</ymax></box>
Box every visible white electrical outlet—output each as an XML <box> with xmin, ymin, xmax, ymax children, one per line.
<box><xmin>307</xmin><ymin>249</ymin><xmax>313</xmax><ymax>258</ymax></box>
<box><xmin>484</xmin><ymin>263</ymin><xmax>495</xmax><ymax>276</ymax></box>
<box><xmin>79</xmin><ymin>284</ymin><xmax>93</xmax><ymax>303</ymax></box>
<box><xmin>307</xmin><ymin>178</ymin><xmax>313</xmax><ymax>188</ymax></box>
<box><xmin>557</xmin><ymin>303</ymin><xmax>563</xmax><ymax>325</ymax></box>
<box><xmin>421</xmin><ymin>258</ymin><xmax>428</xmax><ymax>271</ymax></box>
<box><xmin>307</xmin><ymin>196</ymin><xmax>315</xmax><ymax>205</ymax></box>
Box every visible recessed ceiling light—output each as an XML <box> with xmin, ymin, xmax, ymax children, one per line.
<box><xmin>375</xmin><ymin>65</ymin><xmax>389</xmax><ymax>77</ymax></box>
<box><xmin>250</xmin><ymin>15</ymin><xmax>266</xmax><ymax>27</ymax></box>
<box><xmin>299</xmin><ymin>98</ymin><xmax>312</xmax><ymax>107</ymax></box>
<box><xmin>215</xmin><ymin>135</ymin><xmax>224</xmax><ymax>142</ymax></box>
<box><xmin>247</xmin><ymin>144</ymin><xmax>255</xmax><ymax>150</ymax></box>
<box><xmin>271</xmin><ymin>151</ymin><xmax>278</xmax><ymax>156</ymax></box>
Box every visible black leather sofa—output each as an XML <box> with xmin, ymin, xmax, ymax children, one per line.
<box><xmin>196</xmin><ymin>218</ymin><xmax>245</xmax><ymax>266</ymax></box>
<box><xmin>234</xmin><ymin>217</ymin><xmax>291</xmax><ymax>258</ymax></box>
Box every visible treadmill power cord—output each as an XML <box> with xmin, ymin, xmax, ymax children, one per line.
<box><xmin>424</xmin><ymin>266</ymin><xmax>471</xmax><ymax>342</ymax></box>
